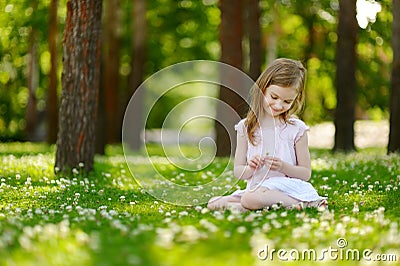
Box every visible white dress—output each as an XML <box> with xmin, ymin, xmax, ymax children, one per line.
<box><xmin>232</xmin><ymin>118</ymin><xmax>326</xmax><ymax>202</ymax></box>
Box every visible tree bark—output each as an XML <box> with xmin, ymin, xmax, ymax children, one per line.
<box><xmin>246</xmin><ymin>0</ymin><xmax>262</xmax><ymax>81</ymax></box>
<box><xmin>47</xmin><ymin>0</ymin><xmax>59</xmax><ymax>144</ymax></box>
<box><xmin>55</xmin><ymin>0</ymin><xmax>103</xmax><ymax>173</ymax></box>
<box><xmin>103</xmin><ymin>0</ymin><xmax>121</xmax><ymax>144</ymax></box>
<box><xmin>388</xmin><ymin>0</ymin><xmax>400</xmax><ymax>153</ymax></box>
<box><xmin>216</xmin><ymin>0</ymin><xmax>246</xmax><ymax>157</ymax></box>
<box><xmin>333</xmin><ymin>0</ymin><xmax>357</xmax><ymax>152</ymax></box>
<box><xmin>125</xmin><ymin>0</ymin><xmax>147</xmax><ymax>150</ymax></box>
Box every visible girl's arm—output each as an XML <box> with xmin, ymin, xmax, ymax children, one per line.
<box><xmin>264</xmin><ymin>132</ymin><xmax>312</xmax><ymax>181</ymax></box>
<box><xmin>233</xmin><ymin>132</ymin><xmax>257</xmax><ymax>180</ymax></box>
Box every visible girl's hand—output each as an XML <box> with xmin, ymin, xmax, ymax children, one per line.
<box><xmin>263</xmin><ymin>156</ymin><xmax>284</xmax><ymax>172</ymax></box>
<box><xmin>248</xmin><ymin>155</ymin><xmax>265</xmax><ymax>169</ymax></box>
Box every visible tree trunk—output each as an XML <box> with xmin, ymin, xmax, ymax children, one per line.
<box><xmin>95</xmin><ymin>75</ymin><xmax>106</xmax><ymax>154</ymax></box>
<box><xmin>47</xmin><ymin>0</ymin><xmax>59</xmax><ymax>144</ymax></box>
<box><xmin>333</xmin><ymin>0</ymin><xmax>357</xmax><ymax>152</ymax></box>
<box><xmin>103</xmin><ymin>0</ymin><xmax>121</xmax><ymax>144</ymax></box>
<box><xmin>216</xmin><ymin>0</ymin><xmax>246</xmax><ymax>157</ymax></box>
<box><xmin>246</xmin><ymin>0</ymin><xmax>262</xmax><ymax>81</ymax></box>
<box><xmin>25</xmin><ymin>0</ymin><xmax>39</xmax><ymax>141</ymax></box>
<box><xmin>55</xmin><ymin>0</ymin><xmax>103</xmax><ymax>173</ymax></box>
<box><xmin>265</xmin><ymin>4</ymin><xmax>280</xmax><ymax>65</ymax></box>
<box><xmin>388</xmin><ymin>0</ymin><xmax>400</xmax><ymax>153</ymax></box>
<box><xmin>124</xmin><ymin>0</ymin><xmax>147</xmax><ymax>151</ymax></box>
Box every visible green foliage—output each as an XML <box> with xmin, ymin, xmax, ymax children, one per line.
<box><xmin>0</xmin><ymin>0</ymin><xmax>65</xmax><ymax>140</ymax></box>
<box><xmin>356</xmin><ymin>0</ymin><xmax>392</xmax><ymax>115</ymax></box>
<box><xmin>146</xmin><ymin>0</ymin><xmax>220</xmax><ymax>73</ymax></box>
<box><xmin>145</xmin><ymin>90</ymin><xmax>188</xmax><ymax>129</ymax></box>
<box><xmin>0</xmin><ymin>142</ymin><xmax>399</xmax><ymax>265</ymax></box>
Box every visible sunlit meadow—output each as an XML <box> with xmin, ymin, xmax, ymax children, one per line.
<box><xmin>0</xmin><ymin>142</ymin><xmax>399</xmax><ymax>266</ymax></box>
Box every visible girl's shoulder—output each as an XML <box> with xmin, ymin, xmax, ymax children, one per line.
<box><xmin>286</xmin><ymin>117</ymin><xmax>310</xmax><ymax>142</ymax></box>
<box><xmin>287</xmin><ymin>117</ymin><xmax>308</xmax><ymax>129</ymax></box>
<box><xmin>234</xmin><ymin>118</ymin><xmax>247</xmax><ymax>137</ymax></box>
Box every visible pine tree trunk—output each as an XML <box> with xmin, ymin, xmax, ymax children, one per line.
<box><xmin>55</xmin><ymin>0</ymin><xmax>103</xmax><ymax>173</ymax></box>
<box><xmin>47</xmin><ymin>0</ymin><xmax>59</xmax><ymax>144</ymax></box>
<box><xmin>124</xmin><ymin>0</ymin><xmax>147</xmax><ymax>151</ymax></box>
<box><xmin>216</xmin><ymin>0</ymin><xmax>246</xmax><ymax>157</ymax></box>
<box><xmin>388</xmin><ymin>0</ymin><xmax>400</xmax><ymax>153</ymax></box>
<box><xmin>103</xmin><ymin>0</ymin><xmax>121</xmax><ymax>144</ymax></box>
<box><xmin>334</xmin><ymin>0</ymin><xmax>357</xmax><ymax>152</ymax></box>
<box><xmin>246</xmin><ymin>0</ymin><xmax>262</xmax><ymax>81</ymax></box>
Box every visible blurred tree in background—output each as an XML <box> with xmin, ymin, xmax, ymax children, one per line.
<box><xmin>388</xmin><ymin>0</ymin><xmax>400</xmax><ymax>153</ymax></box>
<box><xmin>334</xmin><ymin>0</ymin><xmax>358</xmax><ymax>152</ymax></box>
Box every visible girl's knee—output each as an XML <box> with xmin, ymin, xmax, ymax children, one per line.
<box><xmin>241</xmin><ymin>190</ymin><xmax>265</xmax><ymax>210</ymax></box>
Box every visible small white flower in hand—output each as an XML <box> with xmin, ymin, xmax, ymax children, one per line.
<box><xmin>263</xmin><ymin>155</ymin><xmax>283</xmax><ymax>172</ymax></box>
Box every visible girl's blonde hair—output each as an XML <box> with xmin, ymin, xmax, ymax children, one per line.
<box><xmin>245</xmin><ymin>58</ymin><xmax>307</xmax><ymax>145</ymax></box>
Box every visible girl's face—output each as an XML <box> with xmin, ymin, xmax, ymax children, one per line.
<box><xmin>263</xmin><ymin>85</ymin><xmax>298</xmax><ymax>117</ymax></box>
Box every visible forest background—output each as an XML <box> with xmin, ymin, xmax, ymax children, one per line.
<box><xmin>0</xmin><ymin>0</ymin><xmax>396</xmax><ymax>156</ymax></box>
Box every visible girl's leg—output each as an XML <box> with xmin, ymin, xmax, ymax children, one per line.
<box><xmin>207</xmin><ymin>195</ymin><xmax>248</xmax><ymax>212</ymax></box>
<box><xmin>241</xmin><ymin>187</ymin><xmax>300</xmax><ymax>210</ymax></box>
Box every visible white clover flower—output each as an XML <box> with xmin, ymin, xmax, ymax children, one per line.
<box><xmin>213</xmin><ymin>211</ymin><xmax>224</xmax><ymax>220</ymax></box>
<box><xmin>271</xmin><ymin>220</ymin><xmax>282</xmax><ymax>229</ymax></box>
<box><xmin>76</xmin><ymin>231</ymin><xmax>90</xmax><ymax>244</ymax></box>
<box><xmin>352</xmin><ymin>203</ymin><xmax>359</xmax><ymax>214</ymax></box>
<box><xmin>178</xmin><ymin>225</ymin><xmax>203</xmax><ymax>243</ymax></box>
<box><xmin>179</xmin><ymin>211</ymin><xmax>188</xmax><ymax>217</ymax></box>
<box><xmin>262</xmin><ymin>223</ymin><xmax>271</xmax><ymax>233</ymax></box>
<box><xmin>155</xmin><ymin>227</ymin><xmax>175</xmax><ymax>248</ymax></box>
<box><xmin>237</xmin><ymin>226</ymin><xmax>247</xmax><ymax>234</ymax></box>
<box><xmin>201</xmin><ymin>208</ymin><xmax>209</xmax><ymax>214</ymax></box>
<box><xmin>199</xmin><ymin>219</ymin><xmax>218</xmax><ymax>233</ymax></box>
<box><xmin>109</xmin><ymin>210</ymin><xmax>118</xmax><ymax>216</ymax></box>
<box><xmin>266</xmin><ymin>213</ymin><xmax>278</xmax><ymax>220</ymax></box>
<box><xmin>18</xmin><ymin>235</ymin><xmax>32</xmax><ymax>251</ymax></box>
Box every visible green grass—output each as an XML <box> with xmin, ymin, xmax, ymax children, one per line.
<box><xmin>0</xmin><ymin>142</ymin><xmax>399</xmax><ymax>265</ymax></box>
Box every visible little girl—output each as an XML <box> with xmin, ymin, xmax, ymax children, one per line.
<box><xmin>208</xmin><ymin>58</ymin><xmax>327</xmax><ymax>211</ymax></box>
